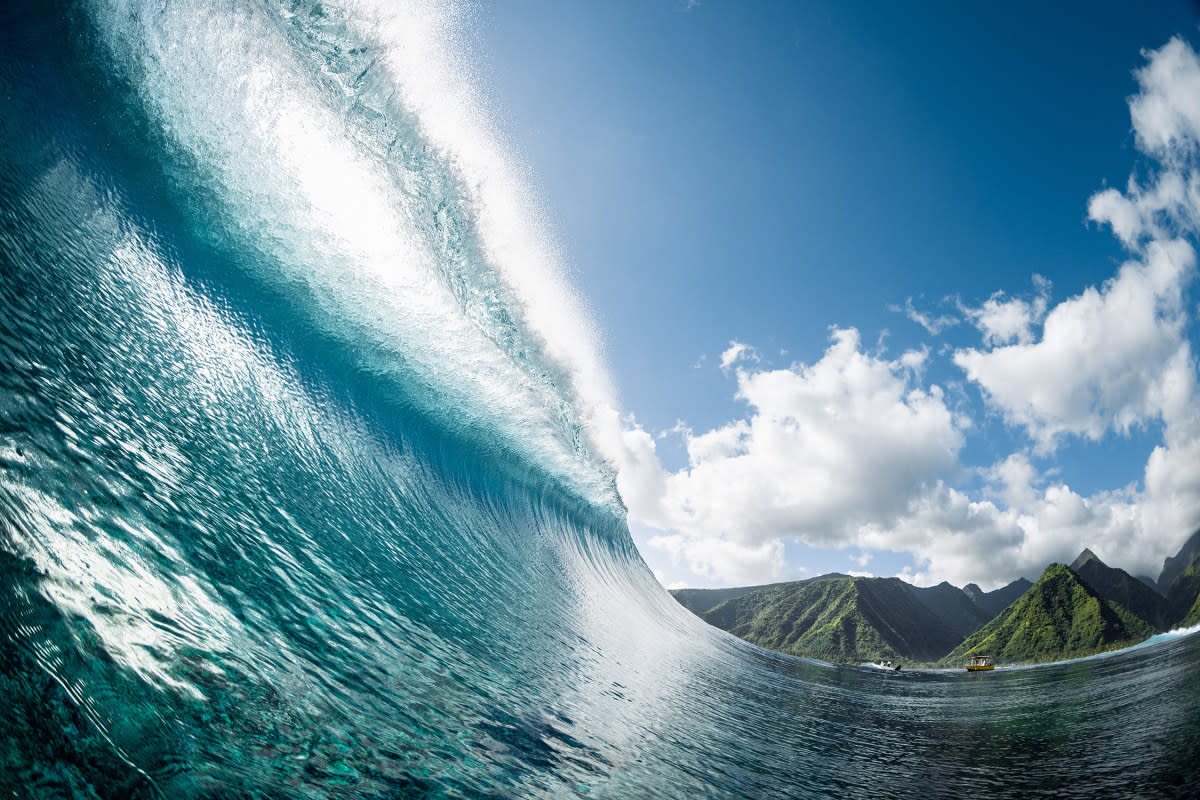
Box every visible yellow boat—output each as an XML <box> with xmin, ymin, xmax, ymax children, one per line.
<box><xmin>965</xmin><ymin>655</ymin><xmax>995</xmax><ymax>671</ymax></box>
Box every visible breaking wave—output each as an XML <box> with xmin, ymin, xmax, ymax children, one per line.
<box><xmin>1</xmin><ymin>2</ymin><xmax>1198</xmax><ymax>797</ymax></box>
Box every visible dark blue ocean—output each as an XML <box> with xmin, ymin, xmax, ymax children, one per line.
<box><xmin>2</xmin><ymin>2</ymin><xmax>1199</xmax><ymax>797</ymax></box>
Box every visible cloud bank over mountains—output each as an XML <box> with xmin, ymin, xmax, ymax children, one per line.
<box><xmin>613</xmin><ymin>36</ymin><xmax>1200</xmax><ymax>589</ymax></box>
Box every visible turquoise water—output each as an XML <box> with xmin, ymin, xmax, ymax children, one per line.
<box><xmin>2</xmin><ymin>2</ymin><xmax>1199</xmax><ymax>797</ymax></box>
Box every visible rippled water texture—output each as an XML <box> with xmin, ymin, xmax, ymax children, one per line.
<box><xmin>2</xmin><ymin>2</ymin><xmax>1199</xmax><ymax>797</ymax></box>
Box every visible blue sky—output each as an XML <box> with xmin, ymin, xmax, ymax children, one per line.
<box><xmin>468</xmin><ymin>1</ymin><xmax>1200</xmax><ymax>588</ymax></box>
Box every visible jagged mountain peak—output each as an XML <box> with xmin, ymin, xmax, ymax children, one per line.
<box><xmin>1071</xmin><ymin>548</ymin><xmax>1103</xmax><ymax>571</ymax></box>
<box><xmin>942</xmin><ymin>563</ymin><xmax>1154</xmax><ymax>666</ymax></box>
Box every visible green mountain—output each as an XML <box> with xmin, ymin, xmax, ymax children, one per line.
<box><xmin>673</xmin><ymin>549</ymin><xmax>1180</xmax><ymax>666</ymax></box>
<box><xmin>941</xmin><ymin>564</ymin><xmax>1155</xmax><ymax>666</ymax></box>
<box><xmin>1157</xmin><ymin>528</ymin><xmax>1200</xmax><ymax>595</ymax></box>
<box><xmin>1177</xmin><ymin>591</ymin><xmax>1200</xmax><ymax>628</ymax></box>
<box><xmin>671</xmin><ymin>584</ymin><xmax>779</xmax><ymax>617</ymax></box>
<box><xmin>909</xmin><ymin>581</ymin><xmax>990</xmax><ymax>638</ymax></box>
<box><xmin>1165</xmin><ymin>559</ymin><xmax>1200</xmax><ymax>628</ymax></box>
<box><xmin>1070</xmin><ymin>549</ymin><xmax>1167</xmax><ymax>629</ymax></box>
<box><xmin>1178</xmin><ymin>594</ymin><xmax>1200</xmax><ymax>628</ymax></box>
<box><xmin>963</xmin><ymin>578</ymin><xmax>1033</xmax><ymax>617</ymax></box>
<box><xmin>696</xmin><ymin>575</ymin><xmax>962</xmax><ymax>663</ymax></box>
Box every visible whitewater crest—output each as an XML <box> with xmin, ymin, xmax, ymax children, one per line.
<box><xmin>82</xmin><ymin>0</ymin><xmax>623</xmax><ymax>513</ymax></box>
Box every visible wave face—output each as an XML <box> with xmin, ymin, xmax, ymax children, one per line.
<box><xmin>1</xmin><ymin>2</ymin><xmax>1198</xmax><ymax>797</ymax></box>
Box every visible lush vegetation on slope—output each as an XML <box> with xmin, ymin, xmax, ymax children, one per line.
<box><xmin>1180</xmin><ymin>595</ymin><xmax>1200</xmax><ymax>627</ymax></box>
<box><xmin>697</xmin><ymin>576</ymin><xmax>962</xmax><ymax>663</ymax></box>
<box><xmin>909</xmin><ymin>581</ymin><xmax>990</xmax><ymax>639</ymax></box>
<box><xmin>941</xmin><ymin>564</ymin><xmax>1154</xmax><ymax>666</ymax></box>
<box><xmin>671</xmin><ymin>535</ymin><xmax>1200</xmax><ymax>666</ymax></box>
<box><xmin>1165</xmin><ymin>559</ymin><xmax>1200</xmax><ymax>628</ymax></box>
<box><xmin>1157</xmin><ymin>528</ymin><xmax>1200</xmax><ymax>595</ymax></box>
<box><xmin>671</xmin><ymin>584</ymin><xmax>782</xmax><ymax>616</ymax></box>
<box><xmin>1071</xmin><ymin>549</ymin><xmax>1167</xmax><ymax>629</ymax></box>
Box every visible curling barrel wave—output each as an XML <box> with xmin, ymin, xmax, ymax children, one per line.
<box><xmin>1</xmin><ymin>2</ymin><xmax>1199</xmax><ymax>798</ymax></box>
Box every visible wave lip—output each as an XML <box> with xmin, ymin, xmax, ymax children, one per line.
<box><xmin>83</xmin><ymin>0</ymin><xmax>623</xmax><ymax>514</ymax></box>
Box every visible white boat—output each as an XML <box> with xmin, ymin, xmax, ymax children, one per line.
<box><xmin>866</xmin><ymin>660</ymin><xmax>901</xmax><ymax>671</ymax></box>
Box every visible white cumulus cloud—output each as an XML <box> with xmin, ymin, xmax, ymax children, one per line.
<box><xmin>868</xmin><ymin>475</ymin><xmax>1150</xmax><ymax>589</ymax></box>
<box><xmin>619</xmin><ymin>328</ymin><xmax>966</xmax><ymax>585</ymax></box>
<box><xmin>959</xmin><ymin>275</ymin><xmax>1051</xmax><ymax>347</ymax></box>
<box><xmin>954</xmin><ymin>239</ymin><xmax>1195</xmax><ymax>451</ymax></box>
<box><xmin>890</xmin><ymin>297</ymin><xmax>959</xmax><ymax>335</ymax></box>
<box><xmin>609</xmin><ymin>35</ymin><xmax>1200</xmax><ymax>590</ymax></box>
<box><xmin>1130</xmin><ymin>36</ymin><xmax>1200</xmax><ymax>161</ymax></box>
<box><xmin>719</xmin><ymin>340</ymin><xmax>759</xmax><ymax>372</ymax></box>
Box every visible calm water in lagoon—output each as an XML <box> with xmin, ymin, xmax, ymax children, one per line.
<box><xmin>2</xmin><ymin>2</ymin><xmax>1199</xmax><ymax>797</ymax></box>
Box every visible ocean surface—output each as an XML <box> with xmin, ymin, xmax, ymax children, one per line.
<box><xmin>2</xmin><ymin>2</ymin><xmax>1199</xmax><ymax>797</ymax></box>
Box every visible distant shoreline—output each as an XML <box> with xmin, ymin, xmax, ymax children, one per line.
<box><xmin>672</xmin><ymin>541</ymin><xmax>1200</xmax><ymax>669</ymax></box>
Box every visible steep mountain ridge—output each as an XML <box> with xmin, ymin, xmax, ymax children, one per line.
<box><xmin>698</xmin><ymin>576</ymin><xmax>962</xmax><ymax>662</ymax></box>
<box><xmin>941</xmin><ymin>564</ymin><xmax>1154</xmax><ymax>665</ymax></box>
<box><xmin>909</xmin><ymin>581</ymin><xmax>990</xmax><ymax>638</ymax></box>
<box><xmin>1158</xmin><ymin>528</ymin><xmax>1200</xmax><ymax>595</ymax></box>
<box><xmin>672</xmin><ymin>584</ymin><xmax>779</xmax><ymax>617</ymax></box>
<box><xmin>963</xmin><ymin>578</ymin><xmax>1033</xmax><ymax>617</ymax></box>
<box><xmin>672</xmin><ymin>532</ymin><xmax>1200</xmax><ymax>665</ymax></box>
<box><xmin>1070</xmin><ymin>549</ymin><xmax>1167</xmax><ymax>629</ymax></box>
<box><xmin>1166</xmin><ymin>559</ymin><xmax>1200</xmax><ymax>628</ymax></box>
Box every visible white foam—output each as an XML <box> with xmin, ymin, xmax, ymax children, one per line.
<box><xmin>84</xmin><ymin>0</ymin><xmax>627</xmax><ymax>509</ymax></box>
<box><xmin>335</xmin><ymin>0</ymin><xmax>627</xmax><ymax>480</ymax></box>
